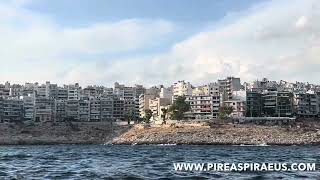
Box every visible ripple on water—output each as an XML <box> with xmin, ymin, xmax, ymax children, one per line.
<box><xmin>0</xmin><ymin>145</ymin><xmax>318</xmax><ymax>179</ymax></box>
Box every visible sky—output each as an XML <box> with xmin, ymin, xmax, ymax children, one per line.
<box><xmin>0</xmin><ymin>0</ymin><xmax>319</xmax><ymax>87</ymax></box>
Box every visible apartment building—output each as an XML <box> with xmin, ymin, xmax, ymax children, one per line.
<box><xmin>262</xmin><ymin>90</ymin><xmax>293</xmax><ymax>117</ymax></box>
<box><xmin>246</xmin><ymin>91</ymin><xmax>263</xmax><ymax>117</ymax></box>
<box><xmin>21</xmin><ymin>94</ymin><xmax>35</xmax><ymax>121</ymax></box>
<box><xmin>172</xmin><ymin>81</ymin><xmax>193</xmax><ymax>101</ymax></box>
<box><xmin>101</xmin><ymin>97</ymin><xmax>114</xmax><ymax>121</ymax></box>
<box><xmin>65</xmin><ymin>99</ymin><xmax>79</xmax><ymax>121</ymax></box>
<box><xmin>113</xmin><ymin>97</ymin><xmax>124</xmax><ymax>120</ymax></box>
<box><xmin>9</xmin><ymin>84</ymin><xmax>23</xmax><ymax>97</ymax></box>
<box><xmin>148</xmin><ymin>97</ymin><xmax>171</xmax><ymax>120</ymax></box>
<box><xmin>223</xmin><ymin>100</ymin><xmax>246</xmax><ymax>118</ymax></box>
<box><xmin>34</xmin><ymin>98</ymin><xmax>55</xmax><ymax>122</ymax></box>
<box><xmin>79</xmin><ymin>98</ymin><xmax>90</xmax><ymax>121</ymax></box>
<box><xmin>0</xmin><ymin>97</ymin><xmax>24</xmax><ymax>122</ymax></box>
<box><xmin>55</xmin><ymin>100</ymin><xmax>66</xmax><ymax>122</ymax></box>
<box><xmin>0</xmin><ymin>84</ymin><xmax>10</xmax><ymax>97</ymax></box>
<box><xmin>83</xmin><ymin>86</ymin><xmax>104</xmax><ymax>98</ymax></box>
<box><xmin>89</xmin><ymin>97</ymin><xmax>101</xmax><ymax>121</ymax></box>
<box><xmin>185</xmin><ymin>95</ymin><xmax>220</xmax><ymax>119</ymax></box>
<box><xmin>218</xmin><ymin>77</ymin><xmax>242</xmax><ymax>101</ymax></box>
<box><xmin>139</xmin><ymin>94</ymin><xmax>156</xmax><ymax>118</ymax></box>
<box><xmin>57</xmin><ymin>87</ymin><xmax>68</xmax><ymax>100</ymax></box>
<box><xmin>294</xmin><ymin>91</ymin><xmax>318</xmax><ymax>117</ymax></box>
<box><xmin>67</xmin><ymin>83</ymin><xmax>81</xmax><ymax>100</ymax></box>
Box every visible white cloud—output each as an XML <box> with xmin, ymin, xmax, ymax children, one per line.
<box><xmin>1</xmin><ymin>0</ymin><xmax>320</xmax><ymax>87</ymax></box>
<box><xmin>295</xmin><ymin>16</ymin><xmax>308</xmax><ymax>29</ymax></box>
<box><xmin>0</xmin><ymin>1</ymin><xmax>175</xmax><ymax>85</ymax></box>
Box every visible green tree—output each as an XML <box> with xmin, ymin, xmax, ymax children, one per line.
<box><xmin>168</xmin><ymin>96</ymin><xmax>191</xmax><ymax>120</ymax></box>
<box><xmin>124</xmin><ymin>110</ymin><xmax>136</xmax><ymax>125</ymax></box>
<box><xmin>219</xmin><ymin>105</ymin><xmax>234</xmax><ymax>121</ymax></box>
<box><xmin>161</xmin><ymin>108</ymin><xmax>168</xmax><ymax>124</ymax></box>
<box><xmin>144</xmin><ymin>109</ymin><xmax>153</xmax><ymax>123</ymax></box>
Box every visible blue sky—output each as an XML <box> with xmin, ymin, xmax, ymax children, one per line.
<box><xmin>26</xmin><ymin>0</ymin><xmax>262</xmax><ymax>25</ymax></box>
<box><xmin>0</xmin><ymin>0</ymin><xmax>319</xmax><ymax>86</ymax></box>
<box><xmin>24</xmin><ymin>0</ymin><xmax>264</xmax><ymax>56</ymax></box>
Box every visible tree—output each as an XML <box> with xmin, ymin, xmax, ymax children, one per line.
<box><xmin>168</xmin><ymin>96</ymin><xmax>191</xmax><ymax>120</ymax></box>
<box><xmin>161</xmin><ymin>108</ymin><xmax>168</xmax><ymax>124</ymax></box>
<box><xmin>124</xmin><ymin>110</ymin><xmax>136</xmax><ymax>125</ymax></box>
<box><xmin>144</xmin><ymin>109</ymin><xmax>153</xmax><ymax>123</ymax></box>
<box><xmin>219</xmin><ymin>105</ymin><xmax>234</xmax><ymax>121</ymax></box>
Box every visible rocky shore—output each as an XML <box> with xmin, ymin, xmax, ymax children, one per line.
<box><xmin>0</xmin><ymin>122</ymin><xmax>130</xmax><ymax>145</ymax></box>
<box><xmin>1</xmin><ymin>120</ymin><xmax>320</xmax><ymax>145</ymax></box>
<box><xmin>112</xmin><ymin>121</ymin><xmax>320</xmax><ymax>145</ymax></box>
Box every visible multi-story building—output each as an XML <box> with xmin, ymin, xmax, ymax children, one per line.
<box><xmin>172</xmin><ymin>81</ymin><xmax>193</xmax><ymax>100</ymax></box>
<box><xmin>101</xmin><ymin>97</ymin><xmax>114</xmax><ymax>121</ymax></box>
<box><xmin>113</xmin><ymin>97</ymin><xmax>124</xmax><ymax>120</ymax></box>
<box><xmin>79</xmin><ymin>98</ymin><xmax>90</xmax><ymax>121</ymax></box>
<box><xmin>67</xmin><ymin>83</ymin><xmax>81</xmax><ymax>100</ymax></box>
<box><xmin>160</xmin><ymin>87</ymin><xmax>172</xmax><ymax>99</ymax></box>
<box><xmin>83</xmin><ymin>86</ymin><xmax>104</xmax><ymax>98</ymax></box>
<box><xmin>218</xmin><ymin>77</ymin><xmax>241</xmax><ymax>101</ymax></box>
<box><xmin>48</xmin><ymin>83</ymin><xmax>58</xmax><ymax>99</ymax></box>
<box><xmin>65</xmin><ymin>99</ymin><xmax>79</xmax><ymax>121</ymax></box>
<box><xmin>57</xmin><ymin>87</ymin><xmax>68</xmax><ymax>100</ymax></box>
<box><xmin>34</xmin><ymin>98</ymin><xmax>55</xmax><ymax>122</ymax></box>
<box><xmin>223</xmin><ymin>100</ymin><xmax>246</xmax><ymax>118</ymax></box>
<box><xmin>262</xmin><ymin>89</ymin><xmax>277</xmax><ymax>117</ymax></box>
<box><xmin>90</xmin><ymin>97</ymin><xmax>101</xmax><ymax>121</ymax></box>
<box><xmin>262</xmin><ymin>90</ymin><xmax>293</xmax><ymax>117</ymax></box>
<box><xmin>21</xmin><ymin>94</ymin><xmax>35</xmax><ymax>121</ymax></box>
<box><xmin>148</xmin><ymin>97</ymin><xmax>172</xmax><ymax>120</ymax></box>
<box><xmin>0</xmin><ymin>84</ymin><xmax>10</xmax><ymax>97</ymax></box>
<box><xmin>294</xmin><ymin>91</ymin><xmax>318</xmax><ymax>117</ymax></box>
<box><xmin>0</xmin><ymin>97</ymin><xmax>24</xmax><ymax>122</ymax></box>
<box><xmin>246</xmin><ymin>91</ymin><xmax>262</xmax><ymax>117</ymax></box>
<box><xmin>145</xmin><ymin>86</ymin><xmax>161</xmax><ymax>97</ymax></box>
<box><xmin>114</xmin><ymin>82</ymin><xmax>141</xmax><ymax>119</ymax></box>
<box><xmin>135</xmin><ymin>84</ymin><xmax>146</xmax><ymax>98</ymax></box>
<box><xmin>55</xmin><ymin>100</ymin><xmax>66</xmax><ymax>122</ymax></box>
<box><xmin>9</xmin><ymin>84</ymin><xmax>23</xmax><ymax>97</ymax></box>
<box><xmin>277</xmin><ymin>91</ymin><xmax>294</xmax><ymax>117</ymax></box>
<box><xmin>139</xmin><ymin>94</ymin><xmax>156</xmax><ymax>118</ymax></box>
<box><xmin>35</xmin><ymin>83</ymin><xmax>47</xmax><ymax>98</ymax></box>
<box><xmin>185</xmin><ymin>95</ymin><xmax>220</xmax><ymax>120</ymax></box>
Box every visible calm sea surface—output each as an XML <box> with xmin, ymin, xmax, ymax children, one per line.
<box><xmin>0</xmin><ymin>145</ymin><xmax>319</xmax><ymax>179</ymax></box>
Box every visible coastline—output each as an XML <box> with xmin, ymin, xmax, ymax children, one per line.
<box><xmin>111</xmin><ymin>121</ymin><xmax>320</xmax><ymax>146</ymax></box>
<box><xmin>0</xmin><ymin>122</ymin><xmax>131</xmax><ymax>145</ymax></box>
<box><xmin>0</xmin><ymin>121</ymin><xmax>319</xmax><ymax>146</ymax></box>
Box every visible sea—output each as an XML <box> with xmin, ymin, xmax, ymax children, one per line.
<box><xmin>0</xmin><ymin>145</ymin><xmax>319</xmax><ymax>179</ymax></box>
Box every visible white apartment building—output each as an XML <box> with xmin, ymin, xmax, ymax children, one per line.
<box><xmin>185</xmin><ymin>95</ymin><xmax>220</xmax><ymax>120</ymax></box>
<box><xmin>172</xmin><ymin>81</ymin><xmax>193</xmax><ymax>100</ymax></box>
<box><xmin>149</xmin><ymin>97</ymin><xmax>171</xmax><ymax>120</ymax></box>
<box><xmin>67</xmin><ymin>83</ymin><xmax>81</xmax><ymax>100</ymax></box>
<box><xmin>139</xmin><ymin>94</ymin><xmax>156</xmax><ymax>118</ymax></box>
<box><xmin>294</xmin><ymin>91</ymin><xmax>319</xmax><ymax>117</ymax></box>
<box><xmin>192</xmin><ymin>83</ymin><xmax>219</xmax><ymax>96</ymax></box>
